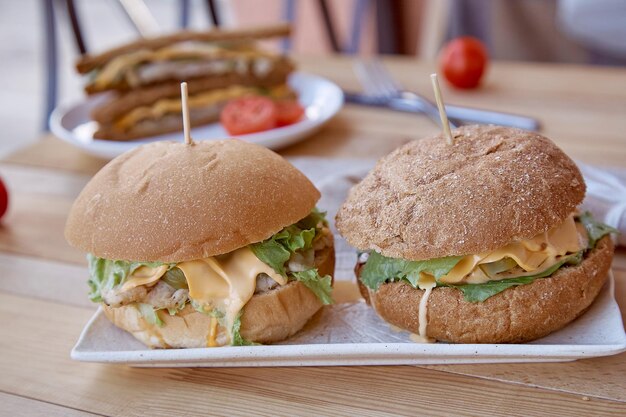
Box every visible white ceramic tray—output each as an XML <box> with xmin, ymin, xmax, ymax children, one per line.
<box><xmin>70</xmin><ymin>159</ymin><xmax>626</xmax><ymax>367</ymax></box>
<box><xmin>71</xmin><ymin>270</ymin><xmax>626</xmax><ymax>367</ymax></box>
<box><xmin>50</xmin><ymin>72</ymin><xmax>344</xmax><ymax>159</ymax></box>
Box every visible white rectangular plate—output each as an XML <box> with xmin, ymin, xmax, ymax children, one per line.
<box><xmin>71</xmin><ymin>159</ymin><xmax>626</xmax><ymax>367</ymax></box>
<box><xmin>72</xmin><ymin>271</ymin><xmax>626</xmax><ymax>367</ymax></box>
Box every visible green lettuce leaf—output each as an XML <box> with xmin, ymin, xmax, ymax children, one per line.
<box><xmin>250</xmin><ymin>209</ymin><xmax>333</xmax><ymax>306</ymax></box>
<box><xmin>161</xmin><ymin>267</ymin><xmax>188</xmax><ymax>290</ymax></box>
<box><xmin>250</xmin><ymin>239</ymin><xmax>291</xmax><ymax>276</ymax></box>
<box><xmin>86</xmin><ymin>254</ymin><xmax>170</xmax><ymax>303</ymax></box>
<box><xmin>360</xmin><ymin>251</ymin><xmax>463</xmax><ymax>290</ymax></box>
<box><xmin>136</xmin><ymin>303</ymin><xmax>164</xmax><ymax>327</ymax></box>
<box><xmin>250</xmin><ymin>213</ymin><xmax>323</xmax><ymax>277</ymax></box>
<box><xmin>296</xmin><ymin>208</ymin><xmax>327</xmax><ymax>230</ymax></box>
<box><xmin>231</xmin><ymin>313</ymin><xmax>259</xmax><ymax>346</ymax></box>
<box><xmin>279</xmin><ymin>225</ymin><xmax>316</xmax><ymax>252</ymax></box>
<box><xmin>291</xmin><ymin>269</ymin><xmax>334</xmax><ymax>305</ymax></box>
<box><xmin>450</xmin><ymin>251</ymin><xmax>583</xmax><ymax>302</ymax></box>
<box><xmin>578</xmin><ymin>211</ymin><xmax>618</xmax><ymax>249</ymax></box>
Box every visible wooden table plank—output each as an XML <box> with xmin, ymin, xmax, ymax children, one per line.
<box><xmin>1</xmin><ymin>56</ymin><xmax>625</xmax><ymax>416</ymax></box>
<box><xmin>297</xmin><ymin>56</ymin><xmax>626</xmax><ymax>167</ymax></box>
<box><xmin>0</xmin><ymin>164</ymin><xmax>89</xmax><ymax>264</ymax></box>
<box><xmin>0</xmin><ymin>252</ymin><xmax>91</xmax><ymax>308</ymax></box>
<box><xmin>1</xmin><ymin>292</ymin><xmax>624</xmax><ymax>417</ymax></box>
<box><xmin>0</xmin><ymin>392</ymin><xmax>99</xmax><ymax>417</ymax></box>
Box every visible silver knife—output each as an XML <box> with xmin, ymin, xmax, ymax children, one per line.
<box><xmin>343</xmin><ymin>91</ymin><xmax>541</xmax><ymax>131</ymax></box>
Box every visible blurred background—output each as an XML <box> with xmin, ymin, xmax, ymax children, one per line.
<box><xmin>1</xmin><ymin>0</ymin><xmax>625</xmax><ymax>158</ymax></box>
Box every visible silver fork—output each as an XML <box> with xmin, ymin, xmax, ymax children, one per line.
<box><xmin>354</xmin><ymin>59</ymin><xmax>457</xmax><ymax>129</ymax></box>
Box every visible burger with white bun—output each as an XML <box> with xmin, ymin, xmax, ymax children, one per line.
<box><xmin>66</xmin><ymin>140</ymin><xmax>334</xmax><ymax>348</ymax></box>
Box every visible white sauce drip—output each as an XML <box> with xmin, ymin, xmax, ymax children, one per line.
<box><xmin>410</xmin><ymin>286</ymin><xmax>435</xmax><ymax>343</ymax></box>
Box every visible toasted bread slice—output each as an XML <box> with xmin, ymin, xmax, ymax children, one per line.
<box><xmin>76</xmin><ymin>24</ymin><xmax>291</xmax><ymax>74</ymax></box>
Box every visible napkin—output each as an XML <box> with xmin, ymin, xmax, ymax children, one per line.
<box><xmin>578</xmin><ymin>163</ymin><xmax>626</xmax><ymax>246</ymax></box>
<box><xmin>288</xmin><ymin>158</ymin><xmax>626</xmax><ymax>250</ymax></box>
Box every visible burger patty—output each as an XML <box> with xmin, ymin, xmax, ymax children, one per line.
<box><xmin>101</xmin><ymin>281</ymin><xmax>188</xmax><ymax>310</ymax></box>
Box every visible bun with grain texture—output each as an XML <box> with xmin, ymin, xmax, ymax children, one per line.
<box><xmin>337</xmin><ymin>125</ymin><xmax>615</xmax><ymax>344</ymax></box>
<box><xmin>66</xmin><ymin>139</ymin><xmax>335</xmax><ymax>348</ymax></box>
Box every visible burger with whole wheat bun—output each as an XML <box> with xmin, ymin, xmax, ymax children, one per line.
<box><xmin>65</xmin><ymin>139</ymin><xmax>334</xmax><ymax>348</ymax></box>
<box><xmin>336</xmin><ymin>125</ymin><xmax>616</xmax><ymax>343</ymax></box>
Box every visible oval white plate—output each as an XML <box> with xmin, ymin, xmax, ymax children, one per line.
<box><xmin>50</xmin><ymin>72</ymin><xmax>344</xmax><ymax>159</ymax></box>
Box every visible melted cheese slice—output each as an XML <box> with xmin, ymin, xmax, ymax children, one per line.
<box><xmin>120</xmin><ymin>265</ymin><xmax>169</xmax><ymax>292</ymax></box>
<box><xmin>177</xmin><ymin>247</ymin><xmax>286</xmax><ymax>346</ymax></box>
<box><xmin>92</xmin><ymin>41</ymin><xmax>273</xmax><ymax>88</ymax></box>
<box><xmin>438</xmin><ymin>215</ymin><xmax>583</xmax><ymax>285</ymax></box>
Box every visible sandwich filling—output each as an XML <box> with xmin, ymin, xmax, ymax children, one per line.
<box><xmin>111</xmin><ymin>84</ymin><xmax>294</xmax><ymax>133</ymax></box>
<box><xmin>358</xmin><ymin>212</ymin><xmax>616</xmax><ymax>341</ymax></box>
<box><xmin>89</xmin><ymin>41</ymin><xmax>289</xmax><ymax>90</ymax></box>
<box><xmin>86</xmin><ymin>209</ymin><xmax>333</xmax><ymax>347</ymax></box>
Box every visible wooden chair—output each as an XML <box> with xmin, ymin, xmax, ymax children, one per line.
<box><xmin>41</xmin><ymin>0</ymin><xmax>221</xmax><ymax>130</ymax></box>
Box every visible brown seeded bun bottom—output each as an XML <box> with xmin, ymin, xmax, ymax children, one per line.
<box><xmin>358</xmin><ymin>236</ymin><xmax>614</xmax><ymax>344</ymax></box>
<box><xmin>102</xmin><ymin>238</ymin><xmax>335</xmax><ymax>348</ymax></box>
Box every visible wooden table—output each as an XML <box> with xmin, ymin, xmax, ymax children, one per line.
<box><xmin>1</xmin><ymin>56</ymin><xmax>626</xmax><ymax>416</ymax></box>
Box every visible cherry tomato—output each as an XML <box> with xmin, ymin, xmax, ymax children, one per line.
<box><xmin>220</xmin><ymin>96</ymin><xmax>277</xmax><ymax>135</ymax></box>
<box><xmin>439</xmin><ymin>37</ymin><xmax>488</xmax><ymax>89</ymax></box>
<box><xmin>275</xmin><ymin>100</ymin><xmax>305</xmax><ymax>127</ymax></box>
<box><xmin>0</xmin><ymin>177</ymin><xmax>8</xmax><ymax>220</ymax></box>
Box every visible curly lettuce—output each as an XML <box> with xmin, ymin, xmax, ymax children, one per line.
<box><xmin>87</xmin><ymin>255</ymin><xmax>171</xmax><ymax>302</ymax></box>
<box><xmin>291</xmin><ymin>269</ymin><xmax>333</xmax><ymax>305</ymax></box>
<box><xmin>360</xmin><ymin>252</ymin><xmax>462</xmax><ymax>291</ymax></box>
<box><xmin>250</xmin><ymin>209</ymin><xmax>333</xmax><ymax>305</ymax></box>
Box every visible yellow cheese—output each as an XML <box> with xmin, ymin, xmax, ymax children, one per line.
<box><xmin>177</xmin><ymin>247</ymin><xmax>286</xmax><ymax>346</ymax></box>
<box><xmin>439</xmin><ymin>215</ymin><xmax>583</xmax><ymax>285</ymax></box>
<box><xmin>93</xmin><ymin>50</ymin><xmax>153</xmax><ymax>89</ymax></box>
<box><xmin>92</xmin><ymin>41</ymin><xmax>273</xmax><ymax>88</ymax></box>
<box><xmin>207</xmin><ymin>316</ymin><xmax>219</xmax><ymax>347</ymax></box>
<box><xmin>120</xmin><ymin>264</ymin><xmax>169</xmax><ymax>292</ymax></box>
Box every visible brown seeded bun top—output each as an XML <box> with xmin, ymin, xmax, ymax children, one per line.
<box><xmin>336</xmin><ymin>125</ymin><xmax>585</xmax><ymax>260</ymax></box>
<box><xmin>65</xmin><ymin>140</ymin><xmax>320</xmax><ymax>262</ymax></box>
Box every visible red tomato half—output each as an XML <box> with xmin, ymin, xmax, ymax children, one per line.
<box><xmin>439</xmin><ymin>37</ymin><xmax>488</xmax><ymax>89</ymax></box>
<box><xmin>0</xmin><ymin>177</ymin><xmax>8</xmax><ymax>220</ymax></box>
<box><xmin>275</xmin><ymin>100</ymin><xmax>305</xmax><ymax>127</ymax></box>
<box><xmin>220</xmin><ymin>97</ymin><xmax>277</xmax><ymax>135</ymax></box>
